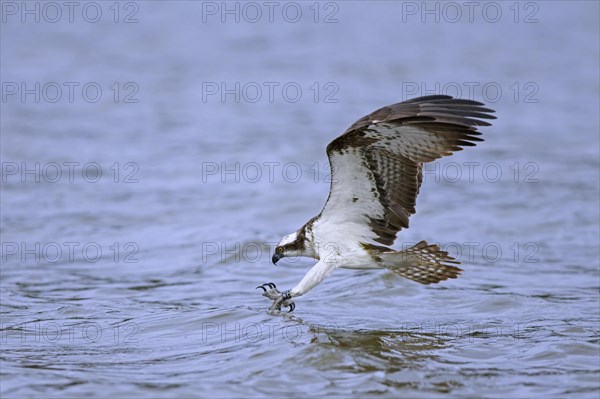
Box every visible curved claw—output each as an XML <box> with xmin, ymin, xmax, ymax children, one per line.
<box><xmin>288</xmin><ymin>302</ymin><xmax>295</xmax><ymax>312</ymax></box>
<box><xmin>256</xmin><ymin>282</ymin><xmax>277</xmax><ymax>292</ymax></box>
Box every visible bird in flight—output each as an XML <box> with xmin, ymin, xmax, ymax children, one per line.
<box><xmin>257</xmin><ymin>95</ymin><xmax>496</xmax><ymax>312</ymax></box>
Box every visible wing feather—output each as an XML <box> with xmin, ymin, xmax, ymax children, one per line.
<box><xmin>318</xmin><ymin>95</ymin><xmax>495</xmax><ymax>246</ymax></box>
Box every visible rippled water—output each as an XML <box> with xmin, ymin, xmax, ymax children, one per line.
<box><xmin>1</xmin><ymin>1</ymin><xmax>599</xmax><ymax>398</ymax></box>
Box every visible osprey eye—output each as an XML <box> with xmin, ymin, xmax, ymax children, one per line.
<box><xmin>276</xmin><ymin>247</ymin><xmax>284</xmax><ymax>253</ymax></box>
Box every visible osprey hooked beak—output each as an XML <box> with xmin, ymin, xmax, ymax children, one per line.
<box><xmin>272</xmin><ymin>252</ymin><xmax>283</xmax><ymax>265</ymax></box>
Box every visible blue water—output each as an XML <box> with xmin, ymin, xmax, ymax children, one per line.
<box><xmin>1</xmin><ymin>1</ymin><xmax>599</xmax><ymax>398</ymax></box>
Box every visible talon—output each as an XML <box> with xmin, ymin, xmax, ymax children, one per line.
<box><xmin>258</xmin><ymin>283</ymin><xmax>295</xmax><ymax>311</ymax></box>
<box><xmin>256</xmin><ymin>282</ymin><xmax>277</xmax><ymax>292</ymax></box>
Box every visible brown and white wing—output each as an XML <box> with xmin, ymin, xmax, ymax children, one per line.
<box><xmin>317</xmin><ymin>95</ymin><xmax>496</xmax><ymax>246</ymax></box>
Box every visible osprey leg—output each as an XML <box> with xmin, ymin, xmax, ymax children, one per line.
<box><xmin>289</xmin><ymin>260</ymin><xmax>337</xmax><ymax>297</ymax></box>
<box><xmin>256</xmin><ymin>260</ymin><xmax>336</xmax><ymax>312</ymax></box>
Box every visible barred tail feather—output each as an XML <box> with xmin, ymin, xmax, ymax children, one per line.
<box><xmin>381</xmin><ymin>240</ymin><xmax>462</xmax><ymax>284</ymax></box>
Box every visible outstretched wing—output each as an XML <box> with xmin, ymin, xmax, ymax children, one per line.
<box><xmin>317</xmin><ymin>95</ymin><xmax>496</xmax><ymax>246</ymax></box>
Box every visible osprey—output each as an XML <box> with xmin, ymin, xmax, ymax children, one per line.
<box><xmin>257</xmin><ymin>95</ymin><xmax>496</xmax><ymax>311</ymax></box>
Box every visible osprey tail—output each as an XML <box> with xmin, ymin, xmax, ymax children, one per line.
<box><xmin>380</xmin><ymin>240</ymin><xmax>462</xmax><ymax>284</ymax></box>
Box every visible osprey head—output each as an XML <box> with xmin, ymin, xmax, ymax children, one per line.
<box><xmin>272</xmin><ymin>231</ymin><xmax>312</xmax><ymax>264</ymax></box>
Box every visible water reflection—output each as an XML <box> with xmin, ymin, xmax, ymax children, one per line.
<box><xmin>309</xmin><ymin>326</ymin><xmax>449</xmax><ymax>368</ymax></box>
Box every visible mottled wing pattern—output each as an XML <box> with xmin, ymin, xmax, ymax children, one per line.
<box><xmin>319</xmin><ymin>95</ymin><xmax>496</xmax><ymax>245</ymax></box>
